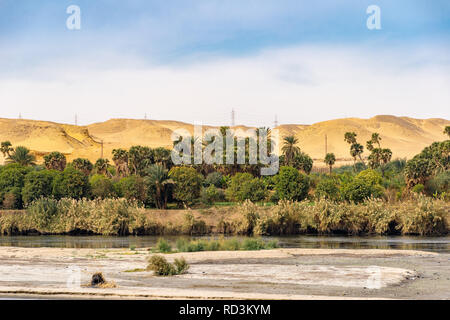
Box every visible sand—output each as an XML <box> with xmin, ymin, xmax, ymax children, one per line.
<box><xmin>0</xmin><ymin>115</ymin><xmax>448</xmax><ymax>165</ymax></box>
<box><xmin>0</xmin><ymin>247</ymin><xmax>448</xmax><ymax>300</ymax></box>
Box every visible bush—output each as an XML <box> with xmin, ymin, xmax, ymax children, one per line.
<box><xmin>341</xmin><ymin>169</ymin><xmax>384</xmax><ymax>203</ymax></box>
<box><xmin>116</xmin><ymin>175</ymin><xmax>147</xmax><ymax>203</ymax></box>
<box><xmin>225</xmin><ymin>173</ymin><xmax>267</xmax><ymax>202</ymax></box>
<box><xmin>169</xmin><ymin>167</ymin><xmax>203</xmax><ymax>205</ymax></box>
<box><xmin>292</xmin><ymin>152</ymin><xmax>313</xmax><ymax>174</ymax></box>
<box><xmin>204</xmin><ymin>172</ymin><xmax>224</xmax><ymax>188</ymax></box>
<box><xmin>154</xmin><ymin>238</ymin><xmax>173</xmax><ymax>253</ymax></box>
<box><xmin>412</xmin><ymin>183</ymin><xmax>425</xmax><ymax>194</ymax></box>
<box><xmin>43</xmin><ymin>152</ymin><xmax>67</xmax><ymax>171</ymax></box>
<box><xmin>274</xmin><ymin>166</ymin><xmax>310</xmax><ymax>201</ymax></box>
<box><xmin>315</xmin><ymin>177</ymin><xmax>340</xmax><ymax>200</ymax></box>
<box><xmin>90</xmin><ymin>174</ymin><xmax>116</xmax><ymax>199</ymax></box>
<box><xmin>147</xmin><ymin>255</ymin><xmax>189</xmax><ymax>276</ymax></box>
<box><xmin>200</xmin><ymin>185</ymin><xmax>225</xmax><ymax>204</ymax></box>
<box><xmin>22</xmin><ymin>170</ymin><xmax>56</xmax><ymax>206</ymax></box>
<box><xmin>425</xmin><ymin>171</ymin><xmax>450</xmax><ymax>196</ymax></box>
<box><xmin>52</xmin><ymin>167</ymin><xmax>90</xmax><ymax>200</ymax></box>
<box><xmin>0</xmin><ymin>164</ymin><xmax>32</xmax><ymax>209</ymax></box>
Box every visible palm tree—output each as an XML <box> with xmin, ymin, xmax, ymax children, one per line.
<box><xmin>281</xmin><ymin>135</ymin><xmax>300</xmax><ymax>166</ymax></box>
<box><xmin>112</xmin><ymin>148</ymin><xmax>129</xmax><ymax>177</ymax></box>
<box><xmin>153</xmin><ymin>147</ymin><xmax>172</xmax><ymax>169</ymax></box>
<box><xmin>44</xmin><ymin>152</ymin><xmax>67</xmax><ymax>171</ymax></box>
<box><xmin>145</xmin><ymin>164</ymin><xmax>173</xmax><ymax>209</ymax></box>
<box><xmin>94</xmin><ymin>158</ymin><xmax>111</xmax><ymax>177</ymax></box>
<box><xmin>444</xmin><ymin>126</ymin><xmax>450</xmax><ymax>138</ymax></box>
<box><xmin>1</xmin><ymin>141</ymin><xmax>13</xmax><ymax>158</ymax></box>
<box><xmin>371</xmin><ymin>133</ymin><xmax>381</xmax><ymax>148</ymax></box>
<box><xmin>344</xmin><ymin>132</ymin><xmax>357</xmax><ymax>145</ymax></box>
<box><xmin>71</xmin><ymin>158</ymin><xmax>93</xmax><ymax>176</ymax></box>
<box><xmin>350</xmin><ymin>143</ymin><xmax>364</xmax><ymax>168</ymax></box>
<box><xmin>324</xmin><ymin>153</ymin><xmax>336</xmax><ymax>174</ymax></box>
<box><xmin>7</xmin><ymin>146</ymin><xmax>36</xmax><ymax>166</ymax></box>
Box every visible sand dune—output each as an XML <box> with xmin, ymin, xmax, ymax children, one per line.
<box><xmin>0</xmin><ymin>115</ymin><xmax>448</xmax><ymax>166</ymax></box>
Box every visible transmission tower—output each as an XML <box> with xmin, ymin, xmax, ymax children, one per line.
<box><xmin>18</xmin><ymin>113</ymin><xmax>22</xmax><ymax>119</ymax></box>
<box><xmin>75</xmin><ymin>114</ymin><xmax>78</xmax><ymax>126</ymax></box>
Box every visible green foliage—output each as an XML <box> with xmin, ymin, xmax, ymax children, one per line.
<box><xmin>225</xmin><ymin>173</ymin><xmax>267</xmax><ymax>202</ymax></box>
<box><xmin>153</xmin><ymin>238</ymin><xmax>172</xmax><ymax>253</ymax></box>
<box><xmin>44</xmin><ymin>152</ymin><xmax>67</xmax><ymax>171</ymax></box>
<box><xmin>412</xmin><ymin>184</ymin><xmax>425</xmax><ymax>194</ymax></box>
<box><xmin>0</xmin><ymin>164</ymin><xmax>32</xmax><ymax>209</ymax></box>
<box><xmin>204</xmin><ymin>172</ymin><xmax>224</xmax><ymax>188</ymax></box>
<box><xmin>169</xmin><ymin>166</ymin><xmax>203</xmax><ymax>205</ymax></box>
<box><xmin>292</xmin><ymin>152</ymin><xmax>313</xmax><ymax>174</ymax></box>
<box><xmin>200</xmin><ymin>185</ymin><xmax>225</xmax><ymax>204</ymax></box>
<box><xmin>315</xmin><ymin>177</ymin><xmax>340</xmax><ymax>200</ymax></box>
<box><xmin>6</xmin><ymin>146</ymin><xmax>36</xmax><ymax>166</ymax></box>
<box><xmin>90</xmin><ymin>174</ymin><xmax>116</xmax><ymax>199</ymax></box>
<box><xmin>116</xmin><ymin>175</ymin><xmax>148</xmax><ymax>203</ymax></box>
<box><xmin>128</xmin><ymin>145</ymin><xmax>153</xmax><ymax>176</ymax></box>
<box><xmin>22</xmin><ymin>170</ymin><xmax>56</xmax><ymax>205</ymax></box>
<box><xmin>274</xmin><ymin>166</ymin><xmax>310</xmax><ymax>201</ymax></box>
<box><xmin>71</xmin><ymin>158</ymin><xmax>93</xmax><ymax>176</ymax></box>
<box><xmin>52</xmin><ymin>167</ymin><xmax>90</xmax><ymax>199</ymax></box>
<box><xmin>147</xmin><ymin>255</ymin><xmax>189</xmax><ymax>276</ymax></box>
<box><xmin>144</xmin><ymin>164</ymin><xmax>172</xmax><ymax>209</ymax></box>
<box><xmin>341</xmin><ymin>169</ymin><xmax>384</xmax><ymax>203</ymax></box>
<box><xmin>425</xmin><ymin>171</ymin><xmax>450</xmax><ymax>196</ymax></box>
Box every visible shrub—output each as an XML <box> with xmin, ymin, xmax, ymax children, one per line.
<box><xmin>0</xmin><ymin>164</ymin><xmax>32</xmax><ymax>209</ymax></box>
<box><xmin>52</xmin><ymin>167</ymin><xmax>90</xmax><ymax>199</ymax></box>
<box><xmin>292</xmin><ymin>152</ymin><xmax>313</xmax><ymax>174</ymax></box>
<box><xmin>204</xmin><ymin>172</ymin><xmax>224</xmax><ymax>188</ymax></box>
<box><xmin>22</xmin><ymin>170</ymin><xmax>57</xmax><ymax>206</ymax></box>
<box><xmin>169</xmin><ymin>167</ymin><xmax>203</xmax><ymax>205</ymax></box>
<box><xmin>90</xmin><ymin>174</ymin><xmax>116</xmax><ymax>199</ymax></box>
<box><xmin>315</xmin><ymin>177</ymin><xmax>340</xmax><ymax>200</ymax></box>
<box><xmin>147</xmin><ymin>255</ymin><xmax>189</xmax><ymax>276</ymax></box>
<box><xmin>341</xmin><ymin>169</ymin><xmax>384</xmax><ymax>203</ymax></box>
<box><xmin>200</xmin><ymin>185</ymin><xmax>224</xmax><ymax>204</ymax></box>
<box><xmin>116</xmin><ymin>175</ymin><xmax>147</xmax><ymax>203</ymax></box>
<box><xmin>412</xmin><ymin>183</ymin><xmax>425</xmax><ymax>194</ymax></box>
<box><xmin>225</xmin><ymin>173</ymin><xmax>267</xmax><ymax>202</ymax></box>
<box><xmin>154</xmin><ymin>238</ymin><xmax>172</xmax><ymax>253</ymax></box>
<box><xmin>274</xmin><ymin>166</ymin><xmax>310</xmax><ymax>201</ymax></box>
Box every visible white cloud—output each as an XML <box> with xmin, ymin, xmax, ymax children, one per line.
<box><xmin>0</xmin><ymin>44</ymin><xmax>449</xmax><ymax>126</ymax></box>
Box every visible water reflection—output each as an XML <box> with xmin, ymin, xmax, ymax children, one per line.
<box><xmin>0</xmin><ymin>235</ymin><xmax>448</xmax><ymax>253</ymax></box>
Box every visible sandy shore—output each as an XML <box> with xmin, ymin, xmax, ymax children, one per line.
<box><xmin>0</xmin><ymin>247</ymin><xmax>448</xmax><ymax>300</ymax></box>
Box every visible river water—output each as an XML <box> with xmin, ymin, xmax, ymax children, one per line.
<box><xmin>0</xmin><ymin>235</ymin><xmax>449</xmax><ymax>253</ymax></box>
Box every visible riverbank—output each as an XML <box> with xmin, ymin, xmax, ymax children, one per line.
<box><xmin>0</xmin><ymin>197</ymin><xmax>448</xmax><ymax>236</ymax></box>
<box><xmin>0</xmin><ymin>247</ymin><xmax>448</xmax><ymax>299</ymax></box>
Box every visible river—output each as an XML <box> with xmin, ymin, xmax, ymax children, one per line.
<box><xmin>0</xmin><ymin>235</ymin><xmax>448</xmax><ymax>252</ymax></box>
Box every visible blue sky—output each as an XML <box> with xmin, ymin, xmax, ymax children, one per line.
<box><xmin>0</xmin><ymin>0</ymin><xmax>449</xmax><ymax>126</ymax></box>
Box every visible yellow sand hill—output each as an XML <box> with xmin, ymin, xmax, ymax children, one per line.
<box><xmin>0</xmin><ymin>115</ymin><xmax>448</xmax><ymax>166</ymax></box>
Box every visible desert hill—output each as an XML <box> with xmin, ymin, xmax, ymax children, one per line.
<box><xmin>0</xmin><ymin>115</ymin><xmax>448</xmax><ymax>167</ymax></box>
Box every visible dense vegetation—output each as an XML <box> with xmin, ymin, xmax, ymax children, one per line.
<box><xmin>0</xmin><ymin>127</ymin><xmax>448</xmax><ymax>236</ymax></box>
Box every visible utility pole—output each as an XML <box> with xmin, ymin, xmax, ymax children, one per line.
<box><xmin>100</xmin><ymin>140</ymin><xmax>104</xmax><ymax>159</ymax></box>
<box><xmin>144</xmin><ymin>113</ymin><xmax>147</xmax><ymax>120</ymax></box>
<box><xmin>18</xmin><ymin>113</ymin><xmax>22</xmax><ymax>119</ymax></box>
<box><xmin>231</xmin><ymin>109</ymin><xmax>235</xmax><ymax>127</ymax></box>
<box><xmin>274</xmin><ymin>114</ymin><xmax>278</xmax><ymax>128</ymax></box>
<box><xmin>75</xmin><ymin>114</ymin><xmax>78</xmax><ymax>126</ymax></box>
<box><xmin>325</xmin><ymin>134</ymin><xmax>328</xmax><ymax>156</ymax></box>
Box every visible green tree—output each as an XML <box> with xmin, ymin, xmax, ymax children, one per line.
<box><xmin>90</xmin><ymin>174</ymin><xmax>116</xmax><ymax>199</ymax></box>
<box><xmin>274</xmin><ymin>166</ymin><xmax>310</xmax><ymax>201</ymax></box>
<box><xmin>94</xmin><ymin>158</ymin><xmax>111</xmax><ymax>177</ymax></box>
<box><xmin>152</xmin><ymin>147</ymin><xmax>172</xmax><ymax>169</ymax></box>
<box><xmin>128</xmin><ymin>146</ymin><xmax>153</xmax><ymax>176</ymax></box>
<box><xmin>324</xmin><ymin>153</ymin><xmax>336</xmax><ymax>174</ymax></box>
<box><xmin>344</xmin><ymin>132</ymin><xmax>357</xmax><ymax>145</ymax></box>
<box><xmin>44</xmin><ymin>152</ymin><xmax>67</xmax><ymax>171</ymax></box>
<box><xmin>0</xmin><ymin>164</ymin><xmax>31</xmax><ymax>208</ymax></box>
<box><xmin>145</xmin><ymin>164</ymin><xmax>173</xmax><ymax>209</ymax></box>
<box><xmin>225</xmin><ymin>172</ymin><xmax>267</xmax><ymax>202</ymax></box>
<box><xmin>169</xmin><ymin>166</ymin><xmax>203</xmax><ymax>205</ymax></box>
<box><xmin>6</xmin><ymin>146</ymin><xmax>36</xmax><ymax>167</ymax></box>
<box><xmin>0</xmin><ymin>141</ymin><xmax>13</xmax><ymax>158</ymax></box>
<box><xmin>52</xmin><ymin>167</ymin><xmax>90</xmax><ymax>199</ymax></box>
<box><xmin>116</xmin><ymin>175</ymin><xmax>148</xmax><ymax>203</ymax></box>
<box><xmin>112</xmin><ymin>148</ymin><xmax>129</xmax><ymax>177</ymax></box>
<box><xmin>444</xmin><ymin>126</ymin><xmax>450</xmax><ymax>138</ymax></box>
<box><xmin>71</xmin><ymin>158</ymin><xmax>93</xmax><ymax>176</ymax></box>
<box><xmin>22</xmin><ymin>170</ymin><xmax>56</xmax><ymax>205</ymax></box>
<box><xmin>292</xmin><ymin>152</ymin><xmax>313</xmax><ymax>174</ymax></box>
<box><xmin>281</xmin><ymin>136</ymin><xmax>300</xmax><ymax>166</ymax></box>
<box><xmin>315</xmin><ymin>177</ymin><xmax>340</xmax><ymax>200</ymax></box>
<box><xmin>341</xmin><ymin>169</ymin><xmax>384</xmax><ymax>203</ymax></box>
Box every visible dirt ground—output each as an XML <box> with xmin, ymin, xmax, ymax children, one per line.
<box><xmin>0</xmin><ymin>247</ymin><xmax>448</xmax><ymax>300</ymax></box>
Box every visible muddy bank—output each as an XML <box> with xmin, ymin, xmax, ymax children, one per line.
<box><xmin>0</xmin><ymin>247</ymin><xmax>448</xmax><ymax>300</ymax></box>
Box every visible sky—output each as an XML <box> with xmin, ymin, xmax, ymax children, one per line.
<box><xmin>0</xmin><ymin>0</ymin><xmax>449</xmax><ymax>127</ymax></box>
